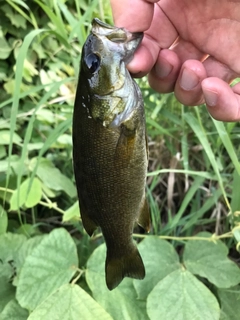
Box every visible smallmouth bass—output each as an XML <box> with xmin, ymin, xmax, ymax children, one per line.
<box><xmin>73</xmin><ymin>18</ymin><xmax>150</xmax><ymax>290</ymax></box>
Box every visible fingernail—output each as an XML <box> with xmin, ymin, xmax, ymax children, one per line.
<box><xmin>155</xmin><ymin>57</ymin><xmax>173</xmax><ymax>79</ymax></box>
<box><xmin>180</xmin><ymin>68</ymin><xmax>199</xmax><ymax>91</ymax></box>
<box><xmin>203</xmin><ymin>89</ymin><xmax>218</xmax><ymax>107</ymax></box>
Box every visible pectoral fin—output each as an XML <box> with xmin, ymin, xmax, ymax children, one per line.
<box><xmin>114</xmin><ymin>124</ymin><xmax>136</xmax><ymax>168</ymax></box>
<box><xmin>137</xmin><ymin>195</ymin><xmax>150</xmax><ymax>232</ymax></box>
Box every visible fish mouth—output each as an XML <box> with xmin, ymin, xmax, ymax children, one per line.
<box><xmin>92</xmin><ymin>18</ymin><xmax>143</xmax><ymax>47</ymax></box>
<box><xmin>92</xmin><ymin>18</ymin><xmax>115</xmax><ymax>30</ymax></box>
<box><xmin>126</xmin><ymin>31</ymin><xmax>143</xmax><ymax>49</ymax></box>
<box><xmin>128</xmin><ymin>32</ymin><xmax>143</xmax><ymax>41</ymax></box>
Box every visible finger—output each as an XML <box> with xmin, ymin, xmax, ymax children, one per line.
<box><xmin>110</xmin><ymin>0</ymin><xmax>158</xmax><ymax>31</ymax></box>
<box><xmin>126</xmin><ymin>3</ymin><xmax>179</xmax><ymax>76</ymax></box>
<box><xmin>174</xmin><ymin>60</ymin><xmax>207</xmax><ymax>106</ymax></box>
<box><xmin>203</xmin><ymin>56</ymin><xmax>238</xmax><ymax>83</ymax></box>
<box><xmin>148</xmin><ymin>49</ymin><xmax>181</xmax><ymax>93</ymax></box>
<box><xmin>159</xmin><ymin>0</ymin><xmax>240</xmax><ymax>74</ymax></box>
<box><xmin>127</xmin><ymin>35</ymin><xmax>160</xmax><ymax>76</ymax></box>
<box><xmin>202</xmin><ymin>78</ymin><xmax>240</xmax><ymax>121</ymax></box>
<box><xmin>170</xmin><ymin>37</ymin><xmax>208</xmax><ymax>63</ymax></box>
<box><xmin>146</xmin><ymin>37</ymin><xmax>210</xmax><ymax>94</ymax></box>
<box><xmin>146</xmin><ymin>3</ymin><xmax>178</xmax><ymax>48</ymax></box>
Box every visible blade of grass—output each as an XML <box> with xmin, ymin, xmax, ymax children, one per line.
<box><xmin>146</xmin><ymin>118</ymin><xmax>174</xmax><ymax>137</ymax></box>
<box><xmin>17</xmin><ymin>79</ymin><xmax>71</xmax><ymax>208</ymax></box>
<box><xmin>212</xmin><ymin>119</ymin><xmax>240</xmax><ymax>175</ymax></box>
<box><xmin>7</xmin><ymin>0</ymin><xmax>38</xmax><ymax>29</ymax></box>
<box><xmin>0</xmin><ymin>82</ymin><xmax>74</xmax><ymax>110</ymax></box>
<box><xmin>147</xmin><ymin>187</ymin><xmax>161</xmax><ymax>234</ymax></box>
<box><xmin>35</xmin><ymin>0</ymin><xmax>69</xmax><ymax>47</ymax></box>
<box><xmin>28</xmin><ymin>117</ymin><xmax>72</xmax><ymax>188</ymax></box>
<box><xmin>184</xmin><ymin>110</ymin><xmax>230</xmax><ymax>210</ymax></box>
<box><xmin>7</xmin><ymin>29</ymin><xmax>47</xmax><ymax>205</ymax></box>
<box><xmin>231</xmin><ymin>169</ymin><xmax>240</xmax><ymax>238</ymax></box>
<box><xmin>182</xmin><ymin>188</ymin><xmax>222</xmax><ymax>232</ymax></box>
<box><xmin>168</xmin><ymin>176</ymin><xmax>205</xmax><ymax>230</ymax></box>
<box><xmin>181</xmin><ymin>105</ymin><xmax>189</xmax><ymax>171</ymax></box>
<box><xmin>148</xmin><ymin>169</ymin><xmax>218</xmax><ymax>180</ymax></box>
<box><xmin>161</xmin><ymin>108</ymin><xmax>182</xmax><ymax>126</ymax></box>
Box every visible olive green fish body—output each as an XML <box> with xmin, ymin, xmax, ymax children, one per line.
<box><xmin>73</xmin><ymin>19</ymin><xmax>149</xmax><ymax>290</ymax></box>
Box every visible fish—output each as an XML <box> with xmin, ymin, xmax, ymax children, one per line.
<box><xmin>72</xmin><ymin>18</ymin><xmax>150</xmax><ymax>290</ymax></box>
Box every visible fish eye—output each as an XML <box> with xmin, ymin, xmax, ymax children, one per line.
<box><xmin>85</xmin><ymin>53</ymin><xmax>100</xmax><ymax>73</ymax></box>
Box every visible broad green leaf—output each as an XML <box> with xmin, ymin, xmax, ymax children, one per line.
<box><xmin>0</xmin><ymin>299</ymin><xmax>28</xmax><ymax>320</ymax></box>
<box><xmin>10</xmin><ymin>177</ymin><xmax>42</xmax><ymax>211</ymax></box>
<box><xmin>0</xmin><ymin>144</ymin><xmax>6</xmax><ymax>158</ymax></box>
<box><xmin>16</xmin><ymin>228</ymin><xmax>78</xmax><ymax>311</ymax></box>
<box><xmin>41</xmin><ymin>183</ymin><xmax>57</xmax><ymax>198</ymax></box>
<box><xmin>27</xmin><ymin>142</ymin><xmax>44</xmax><ymax>151</ymax></box>
<box><xmin>218</xmin><ymin>286</ymin><xmax>240</xmax><ymax>320</ymax></box>
<box><xmin>0</xmin><ymin>30</ymin><xmax>12</xmax><ymax>59</ymax></box>
<box><xmin>86</xmin><ymin>244</ymin><xmax>149</xmax><ymax>320</ymax></box>
<box><xmin>21</xmin><ymin>59</ymin><xmax>39</xmax><ymax>83</ymax></box>
<box><xmin>15</xmin><ymin>235</ymin><xmax>46</xmax><ymax>274</ymax></box>
<box><xmin>36</xmin><ymin>108</ymin><xmax>56</xmax><ymax>124</ymax></box>
<box><xmin>0</xmin><ymin>277</ymin><xmax>15</xmax><ymax>313</ymax></box>
<box><xmin>0</xmin><ymin>231</ymin><xmax>23</xmax><ymax>304</ymax></box>
<box><xmin>0</xmin><ymin>155</ymin><xmax>21</xmax><ymax>174</ymax></box>
<box><xmin>133</xmin><ymin>237</ymin><xmax>181</xmax><ymax>299</ymax></box>
<box><xmin>2</xmin><ymin>5</ymin><xmax>27</xmax><ymax>29</ymax></box>
<box><xmin>7</xmin><ymin>28</ymin><xmax>47</xmax><ymax>211</ymax></box>
<box><xmin>0</xmin><ymin>205</ymin><xmax>7</xmax><ymax>234</ymax></box>
<box><xmin>0</xmin><ymin>263</ymin><xmax>12</xmax><ymax>279</ymax></box>
<box><xmin>29</xmin><ymin>157</ymin><xmax>76</xmax><ymax>198</ymax></box>
<box><xmin>0</xmin><ymin>233</ymin><xmax>27</xmax><ymax>262</ymax></box>
<box><xmin>27</xmin><ymin>284</ymin><xmax>113</xmax><ymax>320</ymax></box>
<box><xmin>183</xmin><ymin>232</ymin><xmax>240</xmax><ymax>288</ymax></box>
<box><xmin>56</xmin><ymin>133</ymin><xmax>72</xmax><ymax>147</ymax></box>
<box><xmin>147</xmin><ymin>269</ymin><xmax>220</xmax><ymax>320</ymax></box>
<box><xmin>62</xmin><ymin>201</ymin><xmax>80</xmax><ymax>222</ymax></box>
<box><xmin>16</xmin><ymin>224</ymin><xmax>40</xmax><ymax>237</ymax></box>
<box><xmin>15</xmin><ymin>80</ymin><xmax>71</xmax><ymax>209</ymax></box>
<box><xmin>0</xmin><ymin>130</ymin><xmax>22</xmax><ymax>145</ymax></box>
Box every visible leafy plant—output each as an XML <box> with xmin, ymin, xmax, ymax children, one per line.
<box><xmin>1</xmin><ymin>229</ymin><xmax>240</xmax><ymax>319</ymax></box>
<box><xmin>0</xmin><ymin>1</ymin><xmax>240</xmax><ymax>319</ymax></box>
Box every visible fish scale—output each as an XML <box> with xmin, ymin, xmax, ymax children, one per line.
<box><xmin>73</xmin><ymin>18</ymin><xmax>150</xmax><ymax>290</ymax></box>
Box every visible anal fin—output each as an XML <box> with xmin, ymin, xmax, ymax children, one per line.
<box><xmin>137</xmin><ymin>195</ymin><xmax>150</xmax><ymax>232</ymax></box>
<box><xmin>80</xmin><ymin>204</ymin><xmax>98</xmax><ymax>236</ymax></box>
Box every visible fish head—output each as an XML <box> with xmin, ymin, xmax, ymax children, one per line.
<box><xmin>81</xmin><ymin>18</ymin><xmax>143</xmax><ymax>127</ymax></box>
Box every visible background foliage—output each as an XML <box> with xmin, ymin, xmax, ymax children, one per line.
<box><xmin>0</xmin><ymin>0</ymin><xmax>240</xmax><ymax>319</ymax></box>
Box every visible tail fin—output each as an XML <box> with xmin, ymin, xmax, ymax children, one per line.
<box><xmin>105</xmin><ymin>244</ymin><xmax>145</xmax><ymax>290</ymax></box>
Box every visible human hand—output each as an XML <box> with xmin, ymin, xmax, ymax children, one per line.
<box><xmin>110</xmin><ymin>0</ymin><xmax>240</xmax><ymax>121</ymax></box>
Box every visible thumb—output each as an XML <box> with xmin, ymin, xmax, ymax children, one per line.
<box><xmin>110</xmin><ymin>0</ymin><xmax>157</xmax><ymax>31</ymax></box>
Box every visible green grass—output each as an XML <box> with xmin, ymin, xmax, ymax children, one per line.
<box><xmin>1</xmin><ymin>0</ymin><xmax>239</xmax><ymax>252</ymax></box>
<box><xmin>0</xmin><ymin>0</ymin><xmax>239</xmax><ymax>252</ymax></box>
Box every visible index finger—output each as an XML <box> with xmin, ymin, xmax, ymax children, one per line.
<box><xmin>110</xmin><ymin>0</ymin><xmax>158</xmax><ymax>31</ymax></box>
